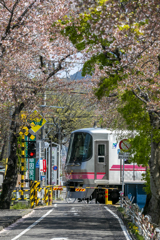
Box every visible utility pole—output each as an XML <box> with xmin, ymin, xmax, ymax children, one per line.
<box><xmin>50</xmin><ymin>139</ymin><xmax>52</xmax><ymax>185</ymax></box>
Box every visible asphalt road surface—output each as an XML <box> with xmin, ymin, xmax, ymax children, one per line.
<box><xmin>0</xmin><ymin>202</ymin><xmax>132</xmax><ymax>240</ymax></box>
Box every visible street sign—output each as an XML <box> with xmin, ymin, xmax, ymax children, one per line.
<box><xmin>119</xmin><ymin>139</ymin><xmax>131</xmax><ymax>151</ymax></box>
<box><xmin>36</xmin><ymin>159</ymin><xmax>40</xmax><ymax>168</ymax></box>
<box><xmin>118</xmin><ymin>152</ymin><xmax>131</xmax><ymax>159</ymax></box>
<box><xmin>41</xmin><ymin>175</ymin><xmax>45</xmax><ymax>181</ymax></box>
<box><xmin>43</xmin><ymin>159</ymin><xmax>46</xmax><ymax>172</ymax></box>
<box><xmin>53</xmin><ymin>165</ymin><xmax>58</xmax><ymax>171</ymax></box>
<box><xmin>28</xmin><ymin>110</ymin><xmax>47</xmax><ymax>135</ymax></box>
<box><xmin>29</xmin><ymin>158</ymin><xmax>35</xmax><ymax>180</ymax></box>
<box><xmin>40</xmin><ymin>158</ymin><xmax>43</xmax><ymax>172</ymax></box>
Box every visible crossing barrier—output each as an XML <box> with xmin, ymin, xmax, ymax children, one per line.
<box><xmin>11</xmin><ymin>183</ymin><xmax>116</xmax><ymax>207</ymax></box>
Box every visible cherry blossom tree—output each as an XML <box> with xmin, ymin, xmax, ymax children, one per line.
<box><xmin>0</xmin><ymin>0</ymin><xmax>77</xmax><ymax>208</ymax></box>
<box><xmin>55</xmin><ymin>0</ymin><xmax>160</xmax><ymax>224</ymax></box>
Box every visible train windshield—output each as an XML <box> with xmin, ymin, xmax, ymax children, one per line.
<box><xmin>66</xmin><ymin>132</ymin><xmax>92</xmax><ymax>164</ymax></box>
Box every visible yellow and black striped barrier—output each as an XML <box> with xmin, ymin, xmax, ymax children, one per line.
<box><xmin>30</xmin><ymin>181</ymin><xmax>35</xmax><ymax>208</ymax></box>
<box><xmin>11</xmin><ymin>182</ymin><xmax>116</xmax><ymax>207</ymax></box>
<box><xmin>45</xmin><ymin>188</ymin><xmax>49</xmax><ymax>206</ymax></box>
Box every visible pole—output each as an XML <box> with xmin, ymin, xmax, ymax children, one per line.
<box><xmin>45</xmin><ymin>147</ymin><xmax>48</xmax><ymax>186</ymax></box>
<box><xmin>58</xmin><ymin>121</ymin><xmax>61</xmax><ymax>198</ymax></box>
<box><xmin>48</xmin><ymin>146</ymin><xmax>50</xmax><ymax>184</ymax></box>
<box><xmin>21</xmin><ymin>133</ymin><xmax>25</xmax><ymax>200</ymax></box>
<box><xmin>105</xmin><ymin>189</ymin><xmax>108</xmax><ymax>205</ymax></box>
<box><xmin>122</xmin><ymin>159</ymin><xmax>125</xmax><ymax>207</ymax></box>
<box><xmin>50</xmin><ymin>140</ymin><xmax>52</xmax><ymax>185</ymax></box>
<box><xmin>58</xmin><ymin>145</ymin><xmax>60</xmax><ymax>200</ymax></box>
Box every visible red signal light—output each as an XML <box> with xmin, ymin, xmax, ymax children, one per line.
<box><xmin>30</xmin><ymin>152</ymin><xmax>35</xmax><ymax>157</ymax></box>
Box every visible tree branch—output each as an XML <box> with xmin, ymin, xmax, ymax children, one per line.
<box><xmin>12</xmin><ymin>0</ymin><xmax>36</xmax><ymax>30</ymax></box>
<box><xmin>2</xmin><ymin>0</ymin><xmax>20</xmax><ymax>41</ymax></box>
<box><xmin>46</xmin><ymin>54</ymin><xmax>71</xmax><ymax>82</ymax></box>
<box><xmin>132</xmin><ymin>89</ymin><xmax>148</xmax><ymax>105</ymax></box>
<box><xmin>0</xmin><ymin>0</ymin><xmax>12</xmax><ymax>13</ymax></box>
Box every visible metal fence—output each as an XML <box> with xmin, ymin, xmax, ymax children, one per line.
<box><xmin>120</xmin><ymin>195</ymin><xmax>160</xmax><ymax>240</ymax></box>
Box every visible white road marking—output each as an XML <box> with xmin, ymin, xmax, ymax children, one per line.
<box><xmin>50</xmin><ymin>238</ymin><xmax>68</xmax><ymax>240</ymax></box>
<box><xmin>0</xmin><ymin>210</ymin><xmax>34</xmax><ymax>234</ymax></box>
<box><xmin>70</xmin><ymin>207</ymin><xmax>75</xmax><ymax>212</ymax></box>
<box><xmin>11</xmin><ymin>208</ymin><xmax>53</xmax><ymax>240</ymax></box>
<box><xmin>104</xmin><ymin>206</ymin><xmax>132</xmax><ymax>240</ymax></box>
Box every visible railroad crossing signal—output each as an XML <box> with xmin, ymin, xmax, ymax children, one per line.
<box><xmin>28</xmin><ymin>141</ymin><xmax>36</xmax><ymax>158</ymax></box>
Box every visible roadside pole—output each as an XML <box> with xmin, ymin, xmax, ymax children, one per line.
<box><xmin>122</xmin><ymin>159</ymin><xmax>125</xmax><ymax>207</ymax></box>
<box><xmin>48</xmin><ymin>145</ymin><xmax>50</xmax><ymax>185</ymax></box>
<box><xmin>50</xmin><ymin>140</ymin><xmax>52</xmax><ymax>185</ymax></box>
<box><xmin>21</xmin><ymin>132</ymin><xmax>25</xmax><ymax>200</ymax></box>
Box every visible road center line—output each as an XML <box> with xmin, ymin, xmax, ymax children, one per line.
<box><xmin>104</xmin><ymin>206</ymin><xmax>132</xmax><ymax>240</ymax></box>
<box><xmin>11</xmin><ymin>208</ymin><xmax>53</xmax><ymax>240</ymax></box>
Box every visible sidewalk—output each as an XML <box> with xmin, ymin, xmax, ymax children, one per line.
<box><xmin>0</xmin><ymin>209</ymin><xmax>33</xmax><ymax>231</ymax></box>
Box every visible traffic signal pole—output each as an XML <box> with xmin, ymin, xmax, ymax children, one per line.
<box><xmin>21</xmin><ymin>132</ymin><xmax>25</xmax><ymax>200</ymax></box>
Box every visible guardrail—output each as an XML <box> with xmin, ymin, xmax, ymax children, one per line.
<box><xmin>119</xmin><ymin>195</ymin><xmax>160</xmax><ymax>239</ymax></box>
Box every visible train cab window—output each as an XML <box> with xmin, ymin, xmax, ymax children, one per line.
<box><xmin>66</xmin><ymin>132</ymin><xmax>93</xmax><ymax>164</ymax></box>
<box><xmin>98</xmin><ymin>144</ymin><xmax>105</xmax><ymax>163</ymax></box>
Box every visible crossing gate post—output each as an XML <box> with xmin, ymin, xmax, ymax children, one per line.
<box><xmin>49</xmin><ymin>186</ymin><xmax>53</xmax><ymax>204</ymax></box>
<box><xmin>45</xmin><ymin>187</ymin><xmax>49</xmax><ymax>206</ymax></box>
<box><xmin>105</xmin><ymin>189</ymin><xmax>108</xmax><ymax>205</ymax></box>
<box><xmin>35</xmin><ymin>181</ymin><xmax>40</xmax><ymax>206</ymax></box>
<box><xmin>49</xmin><ymin>190</ymin><xmax>52</xmax><ymax>205</ymax></box>
<box><xmin>30</xmin><ymin>181</ymin><xmax>35</xmax><ymax>208</ymax></box>
<box><xmin>105</xmin><ymin>189</ymin><xmax>112</xmax><ymax>205</ymax></box>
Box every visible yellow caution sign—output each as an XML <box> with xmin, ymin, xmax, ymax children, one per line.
<box><xmin>75</xmin><ymin>188</ymin><xmax>86</xmax><ymax>192</ymax></box>
<box><xmin>28</xmin><ymin>110</ymin><xmax>46</xmax><ymax>135</ymax></box>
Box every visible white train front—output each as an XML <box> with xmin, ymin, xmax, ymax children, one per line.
<box><xmin>64</xmin><ymin>128</ymin><xmax>146</xmax><ymax>204</ymax></box>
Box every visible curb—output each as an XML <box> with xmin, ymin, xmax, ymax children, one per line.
<box><xmin>0</xmin><ymin>209</ymin><xmax>33</xmax><ymax>232</ymax></box>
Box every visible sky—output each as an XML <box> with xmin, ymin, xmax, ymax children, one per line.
<box><xmin>56</xmin><ymin>53</ymin><xmax>85</xmax><ymax>78</ymax></box>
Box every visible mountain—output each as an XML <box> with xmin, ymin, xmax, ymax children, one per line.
<box><xmin>69</xmin><ymin>70</ymin><xmax>91</xmax><ymax>80</ymax></box>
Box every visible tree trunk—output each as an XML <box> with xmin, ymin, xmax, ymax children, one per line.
<box><xmin>0</xmin><ymin>103</ymin><xmax>24</xmax><ymax>209</ymax></box>
<box><xmin>0</xmin><ymin>132</ymin><xmax>18</xmax><ymax>208</ymax></box>
<box><xmin>147</xmin><ymin>112</ymin><xmax>160</xmax><ymax>224</ymax></box>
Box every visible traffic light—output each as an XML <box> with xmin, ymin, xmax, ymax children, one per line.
<box><xmin>28</xmin><ymin>141</ymin><xmax>36</xmax><ymax>158</ymax></box>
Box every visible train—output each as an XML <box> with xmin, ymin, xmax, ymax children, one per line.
<box><xmin>64</xmin><ymin>127</ymin><xmax>146</xmax><ymax>204</ymax></box>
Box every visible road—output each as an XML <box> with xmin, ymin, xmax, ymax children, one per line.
<box><xmin>0</xmin><ymin>202</ymin><xmax>132</xmax><ymax>240</ymax></box>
